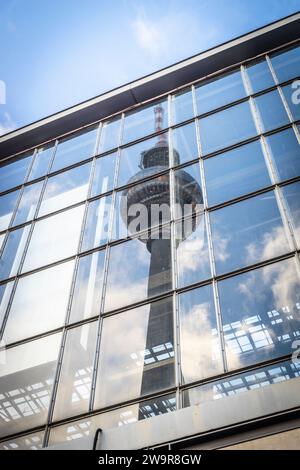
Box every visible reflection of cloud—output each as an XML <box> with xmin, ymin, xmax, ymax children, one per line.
<box><xmin>0</xmin><ymin>112</ymin><xmax>16</xmax><ymax>136</ymax></box>
<box><xmin>180</xmin><ymin>302</ymin><xmax>222</xmax><ymax>383</ymax></box>
<box><xmin>212</xmin><ymin>232</ymin><xmax>230</xmax><ymax>263</ymax></box>
<box><xmin>245</xmin><ymin>226</ymin><xmax>289</xmax><ymax>266</ymax></box>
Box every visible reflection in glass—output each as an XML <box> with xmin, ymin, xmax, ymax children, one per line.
<box><xmin>52</xmin><ymin>126</ymin><xmax>97</xmax><ymax>172</ymax></box>
<box><xmin>171</xmin><ymin>88</ymin><xmax>194</xmax><ymax>125</ymax></box>
<box><xmin>95</xmin><ymin>297</ymin><xmax>174</xmax><ymax>408</ymax></box>
<box><xmin>39</xmin><ymin>162</ymin><xmax>91</xmax><ymax>216</ymax></box>
<box><xmin>254</xmin><ymin>89</ymin><xmax>290</xmax><ymax>132</ymax></box>
<box><xmin>91</xmin><ymin>153</ymin><xmax>116</xmax><ymax>197</ymax></box>
<box><xmin>0</xmin><ymin>281</ymin><xmax>14</xmax><ymax>331</ymax></box>
<box><xmin>0</xmin><ymin>153</ymin><xmax>32</xmax><ymax>193</ymax></box>
<box><xmin>81</xmin><ymin>196</ymin><xmax>111</xmax><ymax>251</ymax></box>
<box><xmin>245</xmin><ymin>59</ymin><xmax>275</xmax><ymax>94</ymax></box>
<box><xmin>22</xmin><ymin>205</ymin><xmax>84</xmax><ymax>273</ymax></box>
<box><xmin>113</xmin><ymin>175</ymin><xmax>171</xmax><ymax>241</ymax></box>
<box><xmin>123</xmin><ymin>100</ymin><xmax>168</xmax><ymax>144</ymax></box>
<box><xmin>218</xmin><ymin>259</ymin><xmax>300</xmax><ymax>369</ymax></box>
<box><xmin>52</xmin><ymin>322</ymin><xmax>97</xmax><ymax>421</ymax></box>
<box><xmin>104</xmin><ymin>235</ymin><xmax>172</xmax><ymax>312</ymax></box>
<box><xmin>3</xmin><ymin>260</ymin><xmax>75</xmax><ymax>344</ymax></box>
<box><xmin>210</xmin><ymin>191</ymin><xmax>291</xmax><ymax>275</ymax></box>
<box><xmin>204</xmin><ymin>140</ymin><xmax>271</xmax><ymax>206</ymax></box>
<box><xmin>69</xmin><ymin>251</ymin><xmax>105</xmax><ymax>324</ymax></box>
<box><xmin>48</xmin><ymin>394</ymin><xmax>176</xmax><ymax>446</ymax></box>
<box><xmin>98</xmin><ymin>118</ymin><xmax>121</xmax><ymax>154</ymax></box>
<box><xmin>0</xmin><ymin>189</ymin><xmax>19</xmax><ymax>231</ymax></box>
<box><xmin>270</xmin><ymin>45</ymin><xmax>300</xmax><ymax>83</ymax></box>
<box><xmin>199</xmin><ymin>101</ymin><xmax>257</xmax><ymax>155</ymax></box>
<box><xmin>265</xmin><ymin>128</ymin><xmax>300</xmax><ymax>182</ymax></box>
<box><xmin>282</xmin><ymin>182</ymin><xmax>300</xmax><ymax>246</ymax></box>
<box><xmin>195</xmin><ymin>69</ymin><xmax>246</xmax><ymax>114</ymax></box>
<box><xmin>179</xmin><ymin>285</ymin><xmax>223</xmax><ymax>385</ymax></box>
<box><xmin>172</xmin><ymin>122</ymin><xmax>198</xmax><ymax>165</ymax></box>
<box><xmin>28</xmin><ymin>144</ymin><xmax>54</xmax><ymax>181</ymax></box>
<box><xmin>281</xmin><ymin>83</ymin><xmax>300</xmax><ymax>121</ymax></box>
<box><xmin>183</xmin><ymin>359</ymin><xmax>300</xmax><ymax>407</ymax></box>
<box><xmin>0</xmin><ymin>430</ymin><xmax>45</xmax><ymax>450</ymax></box>
<box><xmin>175</xmin><ymin>215</ymin><xmax>211</xmax><ymax>287</ymax></box>
<box><xmin>0</xmin><ymin>226</ymin><xmax>30</xmax><ymax>281</ymax></box>
<box><xmin>118</xmin><ymin>134</ymin><xmax>169</xmax><ymax>187</ymax></box>
<box><xmin>0</xmin><ymin>333</ymin><xmax>62</xmax><ymax>438</ymax></box>
<box><xmin>12</xmin><ymin>181</ymin><xmax>43</xmax><ymax>226</ymax></box>
<box><xmin>174</xmin><ymin>163</ymin><xmax>203</xmax><ymax>219</ymax></box>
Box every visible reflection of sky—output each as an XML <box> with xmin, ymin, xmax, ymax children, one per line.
<box><xmin>211</xmin><ymin>191</ymin><xmax>291</xmax><ymax>274</ymax></box>
<box><xmin>3</xmin><ymin>260</ymin><xmax>75</xmax><ymax>344</ymax></box>
<box><xmin>39</xmin><ymin>163</ymin><xmax>91</xmax><ymax>216</ymax></box>
<box><xmin>22</xmin><ymin>205</ymin><xmax>85</xmax><ymax>273</ymax></box>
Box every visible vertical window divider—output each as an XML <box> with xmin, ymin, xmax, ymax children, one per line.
<box><xmin>277</xmin><ymin>84</ymin><xmax>296</xmax><ymax>124</ymax></box>
<box><xmin>173</xmin><ymin>291</ymin><xmax>181</xmax><ymax>410</ymax></box>
<box><xmin>265</xmin><ymin>54</ymin><xmax>279</xmax><ymax>85</ymax></box>
<box><xmin>191</xmin><ymin>84</ymin><xmax>198</xmax><ymax>118</ymax></box>
<box><xmin>240</xmin><ymin>64</ymin><xmax>252</xmax><ymax>96</ymax></box>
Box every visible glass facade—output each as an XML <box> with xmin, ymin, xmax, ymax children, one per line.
<box><xmin>0</xmin><ymin>42</ymin><xmax>299</xmax><ymax>449</ymax></box>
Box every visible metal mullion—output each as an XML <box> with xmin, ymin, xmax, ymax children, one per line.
<box><xmin>265</xmin><ymin>54</ymin><xmax>279</xmax><ymax>85</ymax></box>
<box><xmin>240</xmin><ymin>63</ymin><xmax>252</xmax><ymax>96</ymax></box>
<box><xmin>46</xmin><ymin>192</ymin><xmax>89</xmax><ymax>426</ymax></box>
<box><xmin>292</xmin><ymin>122</ymin><xmax>300</xmax><ymax>144</ymax></box>
<box><xmin>191</xmin><ymin>84</ymin><xmax>198</xmax><ymax>119</ymax></box>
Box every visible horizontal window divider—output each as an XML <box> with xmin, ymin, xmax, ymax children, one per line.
<box><xmin>0</xmin><ymin>426</ymin><xmax>47</xmax><ymax>445</ymax></box>
<box><xmin>48</xmin><ymin>387</ymin><xmax>177</xmax><ymax>429</ymax></box>
<box><xmin>206</xmin><ymin>184</ymin><xmax>278</xmax><ymax>212</ymax></box>
<box><xmin>0</xmin><ymin>325</ymin><xmax>65</xmax><ymax>351</ymax></box>
<box><xmin>65</xmin><ymin>315</ymin><xmax>100</xmax><ymax>331</ymax></box>
<box><xmin>179</xmin><ymin>353</ymin><xmax>293</xmax><ymax>392</ymax></box>
<box><xmin>0</xmin><ymin>254</ymin><xmax>77</xmax><ymax>286</ymax></box>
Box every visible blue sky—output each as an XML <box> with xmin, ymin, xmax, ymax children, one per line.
<box><xmin>0</xmin><ymin>0</ymin><xmax>299</xmax><ymax>135</ymax></box>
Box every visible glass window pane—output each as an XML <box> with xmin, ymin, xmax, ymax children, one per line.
<box><xmin>118</xmin><ymin>133</ymin><xmax>169</xmax><ymax>187</ymax></box>
<box><xmin>3</xmin><ymin>261</ymin><xmax>75</xmax><ymax>344</ymax></box>
<box><xmin>0</xmin><ymin>281</ymin><xmax>14</xmax><ymax>330</ymax></box>
<box><xmin>95</xmin><ymin>297</ymin><xmax>174</xmax><ymax>408</ymax></box>
<box><xmin>174</xmin><ymin>162</ymin><xmax>203</xmax><ymax>219</ymax></box>
<box><xmin>210</xmin><ymin>191</ymin><xmax>291</xmax><ymax>275</ymax></box>
<box><xmin>81</xmin><ymin>196</ymin><xmax>111</xmax><ymax>251</ymax></box>
<box><xmin>48</xmin><ymin>394</ymin><xmax>176</xmax><ymax>446</ymax></box>
<box><xmin>52</xmin><ymin>126</ymin><xmax>97</xmax><ymax>172</ymax></box>
<box><xmin>69</xmin><ymin>251</ymin><xmax>105</xmax><ymax>324</ymax></box>
<box><xmin>218</xmin><ymin>258</ymin><xmax>300</xmax><ymax>369</ymax></box>
<box><xmin>183</xmin><ymin>359</ymin><xmax>300</xmax><ymax>408</ymax></box>
<box><xmin>265</xmin><ymin>128</ymin><xmax>300</xmax><ymax>182</ymax></box>
<box><xmin>270</xmin><ymin>45</ymin><xmax>300</xmax><ymax>83</ymax></box>
<box><xmin>0</xmin><ymin>430</ymin><xmax>45</xmax><ymax>450</ymax></box>
<box><xmin>98</xmin><ymin>118</ymin><xmax>121</xmax><ymax>154</ymax></box>
<box><xmin>39</xmin><ymin>163</ymin><xmax>91</xmax><ymax>217</ymax></box>
<box><xmin>172</xmin><ymin>122</ymin><xmax>198</xmax><ymax>165</ymax></box>
<box><xmin>123</xmin><ymin>99</ymin><xmax>168</xmax><ymax>144</ymax></box>
<box><xmin>0</xmin><ymin>153</ymin><xmax>32</xmax><ymax>193</ymax></box>
<box><xmin>179</xmin><ymin>284</ymin><xmax>223</xmax><ymax>384</ymax></box>
<box><xmin>0</xmin><ymin>189</ymin><xmax>19</xmax><ymax>231</ymax></box>
<box><xmin>254</xmin><ymin>89</ymin><xmax>290</xmax><ymax>132</ymax></box>
<box><xmin>91</xmin><ymin>153</ymin><xmax>116</xmax><ymax>197</ymax></box>
<box><xmin>12</xmin><ymin>181</ymin><xmax>43</xmax><ymax>226</ymax></box>
<box><xmin>0</xmin><ymin>226</ymin><xmax>30</xmax><ymax>281</ymax></box>
<box><xmin>104</xmin><ymin>235</ymin><xmax>172</xmax><ymax>312</ymax></box>
<box><xmin>204</xmin><ymin>140</ymin><xmax>271</xmax><ymax>206</ymax></box>
<box><xmin>22</xmin><ymin>205</ymin><xmax>84</xmax><ymax>273</ymax></box>
<box><xmin>113</xmin><ymin>174</ymin><xmax>171</xmax><ymax>241</ymax></box>
<box><xmin>52</xmin><ymin>322</ymin><xmax>97</xmax><ymax>421</ymax></box>
<box><xmin>171</xmin><ymin>88</ymin><xmax>194</xmax><ymax>125</ymax></box>
<box><xmin>175</xmin><ymin>215</ymin><xmax>211</xmax><ymax>287</ymax></box>
<box><xmin>282</xmin><ymin>181</ymin><xmax>300</xmax><ymax>246</ymax></box>
<box><xmin>199</xmin><ymin>101</ymin><xmax>257</xmax><ymax>155</ymax></box>
<box><xmin>28</xmin><ymin>144</ymin><xmax>54</xmax><ymax>181</ymax></box>
<box><xmin>245</xmin><ymin>59</ymin><xmax>275</xmax><ymax>94</ymax></box>
<box><xmin>281</xmin><ymin>83</ymin><xmax>300</xmax><ymax>121</ymax></box>
<box><xmin>0</xmin><ymin>333</ymin><xmax>62</xmax><ymax>438</ymax></box>
<box><xmin>195</xmin><ymin>69</ymin><xmax>246</xmax><ymax>114</ymax></box>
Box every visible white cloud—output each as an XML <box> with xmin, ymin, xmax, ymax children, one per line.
<box><xmin>0</xmin><ymin>111</ymin><xmax>16</xmax><ymax>136</ymax></box>
<box><xmin>132</xmin><ymin>18</ymin><xmax>164</xmax><ymax>55</ymax></box>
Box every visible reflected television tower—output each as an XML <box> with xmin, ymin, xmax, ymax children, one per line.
<box><xmin>121</xmin><ymin>104</ymin><xmax>202</xmax><ymax>416</ymax></box>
